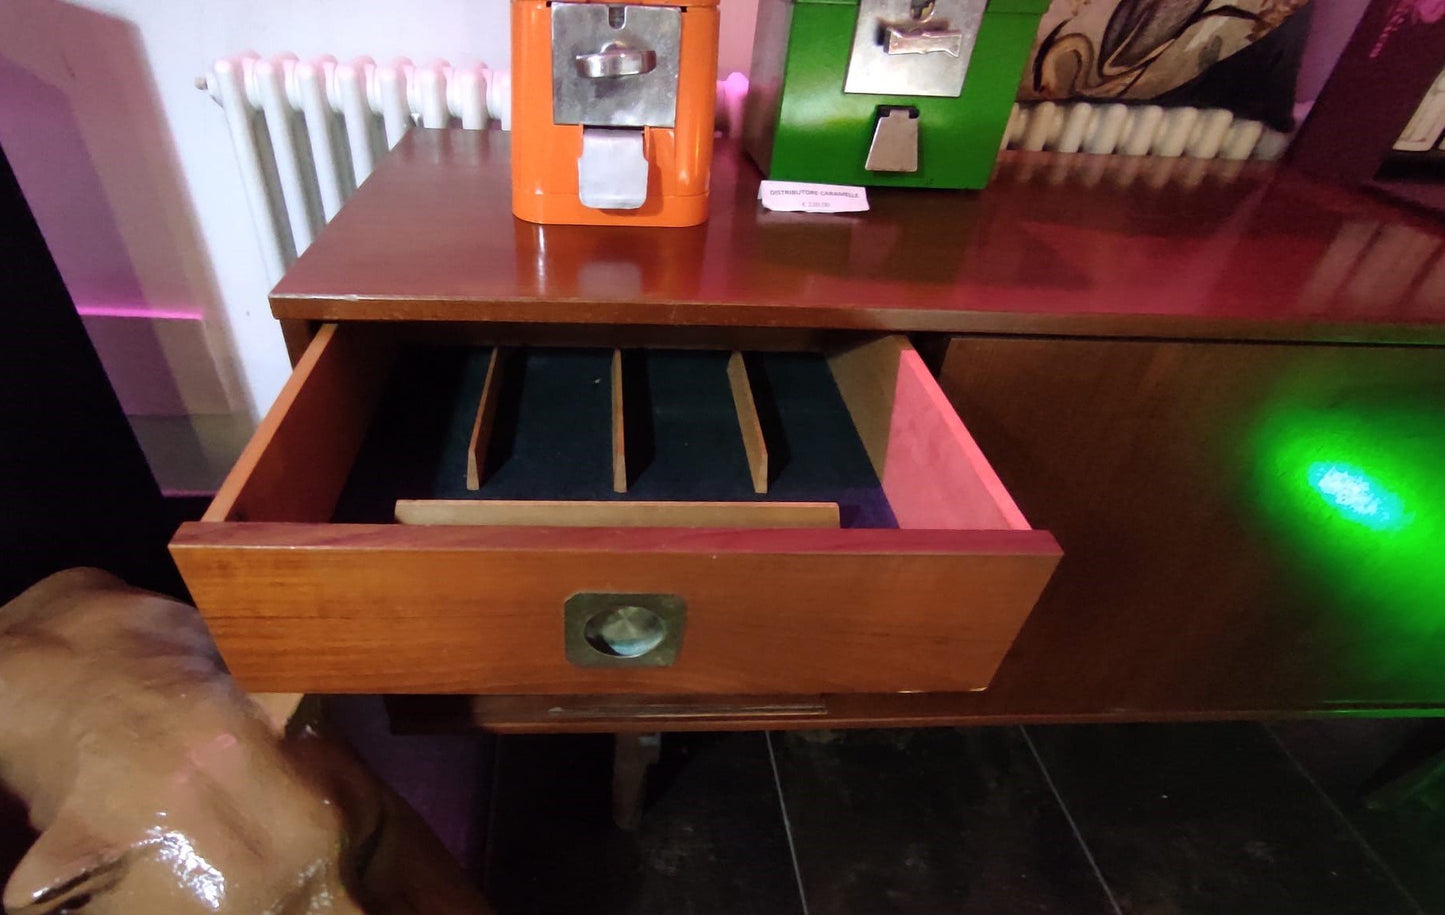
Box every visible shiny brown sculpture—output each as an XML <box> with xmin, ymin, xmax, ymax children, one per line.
<box><xmin>0</xmin><ymin>569</ymin><xmax>491</xmax><ymax>914</ymax></box>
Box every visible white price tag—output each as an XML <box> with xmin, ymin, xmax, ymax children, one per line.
<box><xmin>758</xmin><ymin>180</ymin><xmax>870</xmax><ymax>214</ymax></box>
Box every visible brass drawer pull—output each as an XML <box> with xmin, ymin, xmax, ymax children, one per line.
<box><xmin>565</xmin><ymin>593</ymin><xmax>686</xmax><ymax>668</ymax></box>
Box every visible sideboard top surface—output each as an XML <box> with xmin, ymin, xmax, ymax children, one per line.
<box><xmin>271</xmin><ymin>129</ymin><xmax>1445</xmax><ymax>344</ymax></box>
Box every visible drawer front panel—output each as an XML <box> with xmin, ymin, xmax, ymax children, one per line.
<box><xmin>174</xmin><ymin>324</ymin><xmax>1060</xmax><ymax>697</ymax></box>
<box><xmin>172</xmin><ymin>524</ymin><xmax>1058</xmax><ymax>695</ymax></box>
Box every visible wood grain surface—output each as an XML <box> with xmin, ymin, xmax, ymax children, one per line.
<box><xmin>170</xmin><ymin>523</ymin><xmax>1061</xmax><ymax>695</ymax></box>
<box><xmin>611</xmin><ymin>349</ymin><xmax>626</xmax><ymax>493</ymax></box>
<box><xmin>827</xmin><ymin>336</ymin><xmax>905</xmax><ymax>479</ymax></box>
<box><xmin>385</xmin><ymin>334</ymin><xmax>1445</xmax><ymax>728</ymax></box>
<box><xmin>830</xmin><ymin>337</ymin><xmax>1027</xmax><ymax>530</ymax></box>
<box><xmin>175</xmin><ymin>324</ymin><xmax>1061</xmax><ymax>696</ymax></box>
<box><xmin>393</xmin><ymin>499</ymin><xmax>840</xmax><ymax>528</ymax></box>
<box><xmin>466</xmin><ymin>347</ymin><xmax>507</xmax><ymax>491</ymax></box>
<box><xmin>932</xmin><ymin>335</ymin><xmax>1445</xmax><ymax>718</ymax></box>
<box><xmin>268</xmin><ymin>130</ymin><xmax>1445</xmax><ymax>343</ymax></box>
<box><xmin>204</xmin><ymin>324</ymin><xmax>394</xmax><ymax>523</ymax></box>
<box><xmin>726</xmin><ymin>351</ymin><xmax>768</xmax><ymax>494</ymax></box>
<box><xmin>881</xmin><ymin>348</ymin><xmax>1029</xmax><ymax>530</ymax></box>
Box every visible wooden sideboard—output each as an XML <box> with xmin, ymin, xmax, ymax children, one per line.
<box><xmin>172</xmin><ymin>129</ymin><xmax>1445</xmax><ymax>732</ymax></box>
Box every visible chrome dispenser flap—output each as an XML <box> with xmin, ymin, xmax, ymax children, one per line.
<box><xmin>866</xmin><ymin>107</ymin><xmax>920</xmax><ymax>172</ymax></box>
<box><xmin>552</xmin><ymin>3</ymin><xmax>682</xmax><ymax>127</ymax></box>
<box><xmin>844</xmin><ymin>0</ymin><xmax>986</xmax><ymax>98</ymax></box>
<box><xmin>578</xmin><ymin>127</ymin><xmax>650</xmax><ymax>210</ymax></box>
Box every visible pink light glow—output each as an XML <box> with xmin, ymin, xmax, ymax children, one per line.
<box><xmin>77</xmin><ymin>303</ymin><xmax>205</xmax><ymax>321</ymax></box>
<box><xmin>722</xmin><ymin>71</ymin><xmax>749</xmax><ymax>102</ymax></box>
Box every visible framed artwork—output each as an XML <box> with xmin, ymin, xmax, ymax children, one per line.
<box><xmin>1020</xmin><ymin>1</ymin><xmax>1314</xmax><ymax>129</ymax></box>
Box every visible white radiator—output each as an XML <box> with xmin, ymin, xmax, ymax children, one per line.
<box><xmin>201</xmin><ymin>55</ymin><xmax>751</xmax><ymax>281</ymax></box>
<box><xmin>1394</xmin><ymin>65</ymin><xmax>1445</xmax><ymax>152</ymax></box>
<box><xmin>200</xmin><ymin>54</ymin><xmax>511</xmax><ymax>280</ymax></box>
<box><xmin>202</xmin><ymin>53</ymin><xmax>1288</xmax><ymax>281</ymax></box>
<box><xmin>1003</xmin><ymin>102</ymin><xmax>1289</xmax><ymax>162</ymax></box>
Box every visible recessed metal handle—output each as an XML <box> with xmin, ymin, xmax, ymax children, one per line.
<box><xmin>585</xmin><ymin>604</ymin><xmax>667</xmax><ymax>658</ymax></box>
<box><xmin>565</xmin><ymin>592</ymin><xmax>686</xmax><ymax>668</ymax></box>
<box><xmin>884</xmin><ymin>24</ymin><xmax>964</xmax><ymax>57</ymax></box>
<box><xmin>575</xmin><ymin>42</ymin><xmax>658</xmax><ymax>78</ymax></box>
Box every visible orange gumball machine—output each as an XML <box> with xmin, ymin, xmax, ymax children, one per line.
<box><xmin>511</xmin><ymin>0</ymin><xmax>720</xmax><ymax>227</ymax></box>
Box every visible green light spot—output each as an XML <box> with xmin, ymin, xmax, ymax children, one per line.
<box><xmin>1306</xmin><ymin>462</ymin><xmax>1410</xmax><ymax>531</ymax></box>
<box><xmin>1249</xmin><ymin>400</ymin><xmax>1445</xmax><ymax>635</ymax></box>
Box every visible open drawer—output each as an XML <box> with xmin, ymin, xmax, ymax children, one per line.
<box><xmin>170</xmin><ymin>324</ymin><xmax>1060</xmax><ymax>695</ymax></box>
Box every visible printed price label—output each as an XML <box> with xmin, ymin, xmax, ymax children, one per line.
<box><xmin>758</xmin><ymin>180</ymin><xmax>870</xmax><ymax>213</ymax></box>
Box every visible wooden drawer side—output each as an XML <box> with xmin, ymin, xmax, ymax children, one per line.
<box><xmin>205</xmin><ymin>324</ymin><xmax>395</xmax><ymax>524</ymax></box>
<box><xmin>829</xmin><ymin>337</ymin><xmax>1030</xmax><ymax>531</ymax></box>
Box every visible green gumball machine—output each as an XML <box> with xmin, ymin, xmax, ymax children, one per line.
<box><xmin>743</xmin><ymin>0</ymin><xmax>1049</xmax><ymax>189</ymax></box>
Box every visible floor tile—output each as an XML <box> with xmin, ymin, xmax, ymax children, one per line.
<box><xmin>1028</xmin><ymin>722</ymin><xmax>1420</xmax><ymax>915</ymax></box>
<box><xmin>485</xmin><ymin>732</ymin><xmax>803</xmax><ymax>915</ymax></box>
<box><xmin>771</xmin><ymin>727</ymin><xmax>1115</xmax><ymax>915</ymax></box>
<box><xmin>1270</xmin><ymin>720</ymin><xmax>1425</xmax><ymax>793</ymax></box>
<box><xmin>1274</xmin><ymin>719</ymin><xmax>1445</xmax><ymax>913</ymax></box>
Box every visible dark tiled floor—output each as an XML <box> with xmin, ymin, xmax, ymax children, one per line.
<box><xmin>1274</xmin><ymin>719</ymin><xmax>1445</xmax><ymax>915</ymax></box>
<box><xmin>478</xmin><ymin>722</ymin><xmax>1443</xmax><ymax>915</ymax></box>
<box><xmin>485</xmin><ymin>732</ymin><xmax>803</xmax><ymax>915</ymax></box>
<box><xmin>771</xmin><ymin>728</ymin><xmax>1114</xmax><ymax>914</ymax></box>
<box><xmin>1028</xmin><ymin>723</ymin><xmax>1419</xmax><ymax>915</ymax></box>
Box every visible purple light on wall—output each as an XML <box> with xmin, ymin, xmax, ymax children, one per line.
<box><xmin>76</xmin><ymin>303</ymin><xmax>205</xmax><ymax>322</ymax></box>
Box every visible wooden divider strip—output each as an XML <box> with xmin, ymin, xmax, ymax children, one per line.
<box><xmin>466</xmin><ymin>347</ymin><xmax>508</xmax><ymax>491</ymax></box>
<box><xmin>612</xmin><ymin>349</ymin><xmax>627</xmax><ymax>493</ymax></box>
<box><xmin>394</xmin><ymin>499</ymin><xmax>840</xmax><ymax>529</ymax></box>
<box><xmin>726</xmin><ymin>351</ymin><xmax>769</xmax><ymax>494</ymax></box>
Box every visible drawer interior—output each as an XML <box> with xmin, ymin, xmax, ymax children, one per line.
<box><xmin>335</xmin><ymin>346</ymin><xmax>897</xmax><ymax>527</ymax></box>
<box><xmin>206</xmin><ymin>325</ymin><xmax>1031</xmax><ymax>536</ymax></box>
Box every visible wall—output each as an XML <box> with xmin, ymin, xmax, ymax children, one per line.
<box><xmin>1296</xmin><ymin>0</ymin><xmax>1372</xmax><ymax>108</ymax></box>
<box><xmin>0</xmin><ymin>0</ymin><xmax>759</xmax><ymax>489</ymax></box>
<box><xmin>2</xmin><ymin>1</ymin><xmax>1355</xmax><ymax>491</ymax></box>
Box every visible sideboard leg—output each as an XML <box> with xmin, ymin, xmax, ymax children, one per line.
<box><xmin>612</xmin><ymin>732</ymin><xmax>662</xmax><ymax>831</ymax></box>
